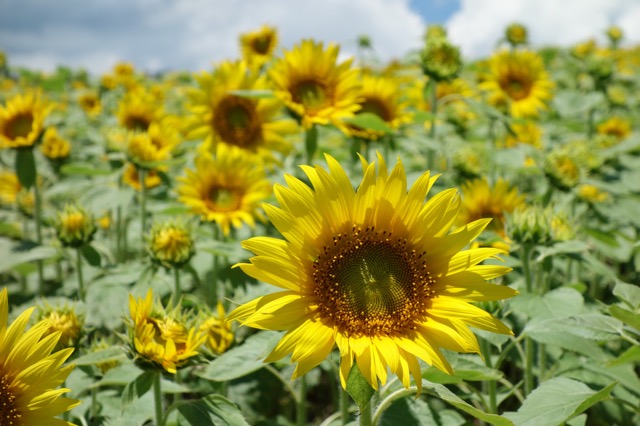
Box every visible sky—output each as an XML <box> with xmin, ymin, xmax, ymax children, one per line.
<box><xmin>0</xmin><ymin>0</ymin><xmax>639</xmax><ymax>75</ymax></box>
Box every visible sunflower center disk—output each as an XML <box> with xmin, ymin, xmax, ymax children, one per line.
<box><xmin>253</xmin><ymin>36</ymin><xmax>271</xmax><ymax>54</ymax></box>
<box><xmin>501</xmin><ymin>75</ymin><xmax>532</xmax><ymax>101</ymax></box>
<box><xmin>125</xmin><ymin>113</ymin><xmax>152</xmax><ymax>131</ymax></box>
<box><xmin>359</xmin><ymin>99</ymin><xmax>393</xmax><ymax>122</ymax></box>
<box><xmin>213</xmin><ymin>96</ymin><xmax>261</xmax><ymax>148</ymax></box>
<box><xmin>7</xmin><ymin>113</ymin><xmax>34</xmax><ymax>139</ymax></box>
<box><xmin>0</xmin><ymin>372</ymin><xmax>21</xmax><ymax>424</ymax></box>
<box><xmin>293</xmin><ymin>80</ymin><xmax>328</xmax><ymax>111</ymax></box>
<box><xmin>313</xmin><ymin>227</ymin><xmax>435</xmax><ymax>337</ymax></box>
<box><xmin>207</xmin><ymin>187</ymin><xmax>240</xmax><ymax>212</ymax></box>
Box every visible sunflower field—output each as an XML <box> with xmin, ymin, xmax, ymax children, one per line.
<box><xmin>1</xmin><ymin>22</ymin><xmax>640</xmax><ymax>426</ymax></box>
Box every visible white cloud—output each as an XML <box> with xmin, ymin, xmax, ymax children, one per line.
<box><xmin>0</xmin><ymin>0</ymin><xmax>425</xmax><ymax>74</ymax></box>
<box><xmin>446</xmin><ymin>0</ymin><xmax>640</xmax><ymax>58</ymax></box>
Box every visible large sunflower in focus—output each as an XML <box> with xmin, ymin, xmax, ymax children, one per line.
<box><xmin>240</xmin><ymin>25</ymin><xmax>279</xmax><ymax>69</ymax></box>
<box><xmin>346</xmin><ymin>74</ymin><xmax>411</xmax><ymax>140</ymax></box>
<box><xmin>176</xmin><ymin>144</ymin><xmax>272</xmax><ymax>236</ymax></box>
<box><xmin>229</xmin><ymin>154</ymin><xmax>516</xmax><ymax>391</ymax></box>
<box><xmin>269</xmin><ymin>40</ymin><xmax>361</xmax><ymax>129</ymax></box>
<box><xmin>479</xmin><ymin>50</ymin><xmax>553</xmax><ymax>118</ymax></box>
<box><xmin>0</xmin><ymin>91</ymin><xmax>49</xmax><ymax>149</ymax></box>
<box><xmin>0</xmin><ymin>287</ymin><xmax>80</xmax><ymax>424</ymax></box>
<box><xmin>186</xmin><ymin>61</ymin><xmax>297</xmax><ymax>160</ymax></box>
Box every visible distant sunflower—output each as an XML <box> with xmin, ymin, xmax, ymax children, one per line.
<box><xmin>240</xmin><ymin>25</ymin><xmax>279</xmax><ymax>68</ymax></box>
<box><xmin>270</xmin><ymin>39</ymin><xmax>361</xmax><ymax>129</ymax></box>
<box><xmin>0</xmin><ymin>287</ymin><xmax>81</xmax><ymax>424</ymax></box>
<box><xmin>176</xmin><ymin>144</ymin><xmax>271</xmax><ymax>236</ymax></box>
<box><xmin>597</xmin><ymin>116</ymin><xmax>631</xmax><ymax>141</ymax></box>
<box><xmin>122</xmin><ymin>163</ymin><xmax>163</xmax><ymax>191</ymax></box>
<box><xmin>479</xmin><ymin>50</ymin><xmax>553</xmax><ymax>118</ymax></box>
<box><xmin>0</xmin><ymin>91</ymin><xmax>49</xmax><ymax>149</ymax></box>
<box><xmin>117</xmin><ymin>89</ymin><xmax>161</xmax><ymax>131</ymax></box>
<box><xmin>229</xmin><ymin>153</ymin><xmax>516</xmax><ymax>391</ymax></box>
<box><xmin>186</xmin><ymin>60</ymin><xmax>297</xmax><ymax>159</ymax></box>
<box><xmin>346</xmin><ymin>74</ymin><xmax>411</xmax><ymax>140</ymax></box>
<box><xmin>77</xmin><ymin>91</ymin><xmax>101</xmax><ymax>117</ymax></box>
<box><xmin>458</xmin><ymin>178</ymin><xmax>525</xmax><ymax>238</ymax></box>
<box><xmin>0</xmin><ymin>170</ymin><xmax>21</xmax><ymax>206</ymax></box>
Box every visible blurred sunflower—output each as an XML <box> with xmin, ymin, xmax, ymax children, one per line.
<box><xmin>186</xmin><ymin>60</ymin><xmax>297</xmax><ymax>159</ymax></box>
<box><xmin>0</xmin><ymin>287</ymin><xmax>81</xmax><ymax>424</ymax></box>
<box><xmin>479</xmin><ymin>50</ymin><xmax>553</xmax><ymax>118</ymax></box>
<box><xmin>77</xmin><ymin>91</ymin><xmax>101</xmax><ymax>117</ymax></box>
<box><xmin>270</xmin><ymin>39</ymin><xmax>361</xmax><ymax>129</ymax></box>
<box><xmin>0</xmin><ymin>90</ymin><xmax>49</xmax><ymax>149</ymax></box>
<box><xmin>229</xmin><ymin>153</ymin><xmax>516</xmax><ymax>391</ymax></box>
<box><xmin>38</xmin><ymin>304</ymin><xmax>84</xmax><ymax>350</ymax></box>
<box><xmin>126</xmin><ymin>123</ymin><xmax>176</xmax><ymax>169</ymax></box>
<box><xmin>122</xmin><ymin>163</ymin><xmax>163</xmax><ymax>191</ymax></box>
<box><xmin>40</xmin><ymin>127</ymin><xmax>71</xmax><ymax>160</ymax></box>
<box><xmin>577</xmin><ymin>184</ymin><xmax>609</xmax><ymax>203</ymax></box>
<box><xmin>0</xmin><ymin>170</ymin><xmax>21</xmax><ymax>206</ymax></box>
<box><xmin>128</xmin><ymin>289</ymin><xmax>205</xmax><ymax>374</ymax></box>
<box><xmin>597</xmin><ymin>116</ymin><xmax>631</xmax><ymax>141</ymax></box>
<box><xmin>240</xmin><ymin>25</ymin><xmax>279</xmax><ymax>69</ymax></box>
<box><xmin>346</xmin><ymin>74</ymin><xmax>411</xmax><ymax>140</ymax></box>
<box><xmin>502</xmin><ymin>121</ymin><xmax>543</xmax><ymax>148</ymax></box>
<box><xmin>408</xmin><ymin>77</ymin><xmax>476</xmax><ymax>130</ymax></box>
<box><xmin>117</xmin><ymin>89</ymin><xmax>162</xmax><ymax>131</ymax></box>
<box><xmin>176</xmin><ymin>144</ymin><xmax>271</xmax><ymax>236</ymax></box>
<box><xmin>458</xmin><ymin>178</ymin><xmax>525</xmax><ymax>238</ymax></box>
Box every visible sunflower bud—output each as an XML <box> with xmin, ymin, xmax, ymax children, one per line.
<box><xmin>577</xmin><ymin>184</ymin><xmax>609</xmax><ymax>204</ymax></box>
<box><xmin>425</xmin><ymin>24</ymin><xmax>447</xmax><ymax>42</ymax></box>
<box><xmin>147</xmin><ymin>220</ymin><xmax>195</xmax><ymax>269</ymax></box>
<box><xmin>544</xmin><ymin>150</ymin><xmax>581</xmax><ymax>191</ymax></box>
<box><xmin>55</xmin><ymin>204</ymin><xmax>96</xmax><ymax>248</ymax></box>
<box><xmin>199</xmin><ymin>302</ymin><xmax>234</xmax><ymax>355</ymax></box>
<box><xmin>606</xmin><ymin>26</ymin><xmax>623</xmax><ymax>47</ymax></box>
<box><xmin>40</xmin><ymin>127</ymin><xmax>71</xmax><ymax>162</ymax></box>
<box><xmin>505</xmin><ymin>23</ymin><xmax>528</xmax><ymax>47</ymax></box>
<box><xmin>420</xmin><ymin>37</ymin><xmax>462</xmax><ymax>82</ymax></box>
<box><xmin>38</xmin><ymin>304</ymin><xmax>84</xmax><ymax>350</ymax></box>
<box><xmin>507</xmin><ymin>206</ymin><xmax>554</xmax><ymax>246</ymax></box>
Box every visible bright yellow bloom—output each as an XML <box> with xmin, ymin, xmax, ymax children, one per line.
<box><xmin>479</xmin><ymin>50</ymin><xmax>553</xmax><ymax>118</ymax></box>
<box><xmin>122</xmin><ymin>163</ymin><xmax>163</xmax><ymax>191</ymax></box>
<box><xmin>128</xmin><ymin>289</ymin><xmax>205</xmax><ymax>374</ymax></box>
<box><xmin>270</xmin><ymin>39</ymin><xmax>361</xmax><ymax>129</ymax></box>
<box><xmin>41</xmin><ymin>127</ymin><xmax>71</xmax><ymax>160</ymax></box>
<box><xmin>0</xmin><ymin>91</ymin><xmax>49</xmax><ymax>149</ymax></box>
<box><xmin>0</xmin><ymin>170</ymin><xmax>21</xmax><ymax>206</ymax></box>
<box><xmin>503</xmin><ymin>121</ymin><xmax>543</xmax><ymax>148</ymax></box>
<box><xmin>38</xmin><ymin>305</ymin><xmax>83</xmax><ymax>350</ymax></box>
<box><xmin>0</xmin><ymin>287</ymin><xmax>81</xmax><ymax>425</ymax></box>
<box><xmin>126</xmin><ymin>127</ymin><xmax>174</xmax><ymax>169</ymax></box>
<box><xmin>458</xmin><ymin>178</ymin><xmax>525</xmax><ymax>238</ymax></box>
<box><xmin>77</xmin><ymin>91</ymin><xmax>101</xmax><ymax>117</ymax></box>
<box><xmin>597</xmin><ymin>116</ymin><xmax>631</xmax><ymax>141</ymax></box>
<box><xmin>240</xmin><ymin>25</ymin><xmax>279</xmax><ymax>68</ymax></box>
<box><xmin>177</xmin><ymin>144</ymin><xmax>272</xmax><ymax>236</ymax></box>
<box><xmin>199</xmin><ymin>302</ymin><xmax>234</xmax><ymax>354</ymax></box>
<box><xmin>117</xmin><ymin>89</ymin><xmax>161</xmax><ymax>131</ymax></box>
<box><xmin>186</xmin><ymin>60</ymin><xmax>297</xmax><ymax>159</ymax></box>
<box><xmin>229</xmin><ymin>153</ymin><xmax>516</xmax><ymax>392</ymax></box>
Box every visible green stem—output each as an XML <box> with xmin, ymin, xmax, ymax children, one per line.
<box><xmin>358</xmin><ymin>400</ymin><xmax>372</xmax><ymax>426</ymax></box>
<box><xmin>139</xmin><ymin>168</ymin><xmax>148</xmax><ymax>244</ymax></box>
<box><xmin>116</xmin><ymin>206</ymin><xmax>122</xmax><ymax>261</ymax></box>
<box><xmin>173</xmin><ymin>268</ymin><xmax>181</xmax><ymax>309</ymax></box>
<box><xmin>153</xmin><ymin>372</ymin><xmax>164</xmax><ymax>426</ymax></box>
<box><xmin>587</xmin><ymin>108</ymin><xmax>595</xmax><ymax>139</ymax></box>
<box><xmin>305</xmin><ymin>125</ymin><xmax>318</xmax><ymax>165</ymax></box>
<box><xmin>296</xmin><ymin>375</ymin><xmax>307</xmax><ymax>426</ymax></box>
<box><xmin>76</xmin><ymin>248</ymin><xmax>85</xmax><ymax>302</ymax></box>
<box><xmin>372</xmin><ymin>387</ymin><xmax>417</xmax><ymax>424</ymax></box>
<box><xmin>210</xmin><ymin>224</ymin><xmax>220</xmax><ymax>306</ymax></box>
<box><xmin>33</xmin><ymin>175</ymin><xmax>45</xmax><ymax>295</ymax></box>
<box><xmin>340</xmin><ymin>384</ymin><xmax>350</xmax><ymax>425</ymax></box>
<box><xmin>427</xmin><ymin>80</ymin><xmax>438</xmax><ymax>171</ymax></box>
<box><xmin>520</xmin><ymin>245</ymin><xmax>535</xmax><ymax>396</ymax></box>
<box><xmin>480</xmin><ymin>338</ymin><xmax>497</xmax><ymax>413</ymax></box>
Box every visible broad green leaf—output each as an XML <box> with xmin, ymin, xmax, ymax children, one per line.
<box><xmin>121</xmin><ymin>370</ymin><xmax>156</xmax><ymax>408</ymax></box>
<box><xmin>177</xmin><ymin>395</ymin><xmax>250</xmax><ymax>426</ymax></box>
<box><xmin>424</xmin><ymin>355</ymin><xmax>502</xmax><ymax>384</ymax></box>
<box><xmin>609</xmin><ymin>305</ymin><xmax>640</xmax><ymax>331</ymax></box>
<box><xmin>524</xmin><ymin>318</ymin><xmax>608</xmax><ymax>360</ymax></box>
<box><xmin>15</xmin><ymin>147</ymin><xmax>36</xmax><ymax>189</ymax></box>
<box><xmin>81</xmin><ymin>243</ymin><xmax>102</xmax><ymax>267</ymax></box>
<box><xmin>378</xmin><ymin>397</ymin><xmax>439</xmax><ymax>426</ymax></box>
<box><xmin>73</xmin><ymin>347</ymin><xmax>126</xmax><ymax>366</ymax></box>
<box><xmin>0</xmin><ymin>243</ymin><xmax>57</xmax><ymax>273</ymax></box>
<box><xmin>558</xmin><ymin>314</ymin><xmax>623</xmax><ymax>341</ymax></box>
<box><xmin>344</xmin><ymin>112</ymin><xmax>394</xmax><ymax>133</ymax></box>
<box><xmin>199</xmin><ymin>331</ymin><xmax>281</xmax><ymax>381</ymax></box>
<box><xmin>535</xmin><ymin>240</ymin><xmax>588</xmax><ymax>261</ymax></box>
<box><xmin>509</xmin><ymin>287</ymin><xmax>584</xmax><ymax>319</ymax></box>
<box><xmin>346</xmin><ymin>363</ymin><xmax>375</xmax><ymax>409</ymax></box>
<box><xmin>503</xmin><ymin>377</ymin><xmax>616</xmax><ymax>426</ymax></box>
<box><xmin>608</xmin><ymin>345</ymin><xmax>640</xmax><ymax>366</ymax></box>
<box><xmin>60</xmin><ymin>162</ymin><xmax>112</xmax><ymax>176</ymax></box>
<box><xmin>613</xmin><ymin>281</ymin><xmax>640</xmax><ymax>309</ymax></box>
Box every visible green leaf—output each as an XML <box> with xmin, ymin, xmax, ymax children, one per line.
<box><xmin>612</xmin><ymin>281</ymin><xmax>640</xmax><ymax>309</ymax></box>
<box><xmin>73</xmin><ymin>347</ymin><xmax>126</xmax><ymax>366</ymax></box>
<box><xmin>609</xmin><ymin>305</ymin><xmax>640</xmax><ymax>330</ymax></box>
<box><xmin>198</xmin><ymin>331</ymin><xmax>281</xmax><ymax>382</ymax></box>
<box><xmin>344</xmin><ymin>113</ymin><xmax>394</xmax><ymax>133</ymax></box>
<box><xmin>524</xmin><ymin>318</ymin><xmax>609</xmax><ymax>360</ymax></box>
<box><xmin>503</xmin><ymin>377</ymin><xmax>616</xmax><ymax>426</ymax></box>
<box><xmin>608</xmin><ymin>345</ymin><xmax>640</xmax><ymax>366</ymax></box>
<box><xmin>121</xmin><ymin>370</ymin><xmax>156</xmax><ymax>408</ymax></box>
<box><xmin>535</xmin><ymin>240</ymin><xmax>588</xmax><ymax>261</ymax></box>
<box><xmin>305</xmin><ymin>125</ymin><xmax>318</xmax><ymax>161</ymax></box>
<box><xmin>508</xmin><ymin>287</ymin><xmax>584</xmax><ymax>319</ymax></box>
<box><xmin>229</xmin><ymin>89</ymin><xmax>274</xmax><ymax>99</ymax></box>
<box><xmin>15</xmin><ymin>147</ymin><xmax>36</xmax><ymax>189</ymax></box>
<box><xmin>177</xmin><ymin>395</ymin><xmax>250</xmax><ymax>426</ymax></box>
<box><xmin>0</xmin><ymin>242</ymin><xmax>57</xmax><ymax>273</ymax></box>
<box><xmin>60</xmin><ymin>162</ymin><xmax>112</xmax><ymax>176</ymax></box>
<box><xmin>378</xmin><ymin>397</ymin><xmax>446</xmax><ymax>426</ymax></box>
<box><xmin>425</xmin><ymin>382</ymin><xmax>514</xmax><ymax>426</ymax></box>
<box><xmin>346</xmin><ymin>363</ymin><xmax>375</xmax><ymax>409</ymax></box>
<box><xmin>81</xmin><ymin>244</ymin><xmax>102</xmax><ymax>267</ymax></box>
<box><xmin>424</xmin><ymin>355</ymin><xmax>502</xmax><ymax>384</ymax></box>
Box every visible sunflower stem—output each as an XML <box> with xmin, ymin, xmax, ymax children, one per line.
<box><xmin>372</xmin><ymin>387</ymin><xmax>417</xmax><ymax>424</ymax></box>
<box><xmin>153</xmin><ymin>372</ymin><xmax>164</xmax><ymax>426</ymax></box>
<box><xmin>76</xmin><ymin>248</ymin><xmax>85</xmax><ymax>302</ymax></box>
<box><xmin>116</xmin><ymin>205</ymin><xmax>123</xmax><ymax>261</ymax></box>
<box><xmin>173</xmin><ymin>268</ymin><xmax>181</xmax><ymax>309</ymax></box>
<box><xmin>210</xmin><ymin>224</ymin><xmax>220</xmax><ymax>306</ymax></box>
<box><xmin>33</xmin><ymin>170</ymin><xmax>45</xmax><ymax>296</ymax></box>
<box><xmin>296</xmin><ymin>375</ymin><xmax>308</xmax><ymax>426</ymax></box>
<box><xmin>340</xmin><ymin>383</ymin><xmax>350</xmax><ymax>425</ymax></box>
<box><xmin>305</xmin><ymin>124</ymin><xmax>318</xmax><ymax>165</ymax></box>
<box><xmin>358</xmin><ymin>400</ymin><xmax>372</xmax><ymax>426</ymax></box>
<box><xmin>139</xmin><ymin>168</ymin><xmax>148</xmax><ymax>245</ymax></box>
<box><xmin>520</xmin><ymin>244</ymin><xmax>536</xmax><ymax>396</ymax></box>
<box><xmin>480</xmin><ymin>338</ymin><xmax>498</xmax><ymax>413</ymax></box>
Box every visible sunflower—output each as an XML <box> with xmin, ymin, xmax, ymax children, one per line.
<box><xmin>0</xmin><ymin>91</ymin><xmax>49</xmax><ymax>149</ymax></box>
<box><xmin>240</xmin><ymin>25</ymin><xmax>279</xmax><ymax>68</ymax></box>
<box><xmin>38</xmin><ymin>305</ymin><xmax>84</xmax><ymax>350</ymax></box>
<box><xmin>0</xmin><ymin>287</ymin><xmax>81</xmax><ymax>424</ymax></box>
<box><xmin>125</xmin><ymin>128</ymin><xmax>173</xmax><ymax>169</ymax></box>
<box><xmin>0</xmin><ymin>170</ymin><xmax>21</xmax><ymax>206</ymax></box>
<box><xmin>117</xmin><ymin>88</ymin><xmax>161</xmax><ymax>131</ymax></box>
<box><xmin>458</xmin><ymin>178</ymin><xmax>525</xmax><ymax>238</ymax></box>
<box><xmin>41</xmin><ymin>127</ymin><xmax>71</xmax><ymax>160</ymax></box>
<box><xmin>77</xmin><ymin>91</ymin><xmax>101</xmax><ymax>117</ymax></box>
<box><xmin>199</xmin><ymin>302</ymin><xmax>234</xmax><ymax>354</ymax></box>
<box><xmin>228</xmin><ymin>153</ymin><xmax>516</xmax><ymax>391</ymax></box>
<box><xmin>147</xmin><ymin>220</ymin><xmax>195</xmax><ymax>269</ymax></box>
<box><xmin>479</xmin><ymin>50</ymin><xmax>553</xmax><ymax>118</ymax></box>
<box><xmin>128</xmin><ymin>289</ymin><xmax>205</xmax><ymax>374</ymax></box>
<box><xmin>597</xmin><ymin>116</ymin><xmax>631</xmax><ymax>141</ymax></box>
<box><xmin>176</xmin><ymin>144</ymin><xmax>271</xmax><ymax>236</ymax></box>
<box><xmin>502</xmin><ymin>120</ymin><xmax>543</xmax><ymax>148</ymax></box>
<box><xmin>186</xmin><ymin>60</ymin><xmax>297</xmax><ymax>159</ymax></box>
<box><xmin>122</xmin><ymin>163</ymin><xmax>163</xmax><ymax>191</ymax></box>
<box><xmin>269</xmin><ymin>39</ymin><xmax>361</xmax><ymax>129</ymax></box>
<box><xmin>346</xmin><ymin>74</ymin><xmax>412</xmax><ymax>140</ymax></box>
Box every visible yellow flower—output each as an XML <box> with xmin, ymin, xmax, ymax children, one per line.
<box><xmin>458</xmin><ymin>178</ymin><xmax>525</xmax><ymax>238</ymax></box>
<box><xmin>346</xmin><ymin>74</ymin><xmax>412</xmax><ymax>140</ymax></box>
<box><xmin>503</xmin><ymin>120</ymin><xmax>543</xmax><ymax>148</ymax></box>
<box><xmin>597</xmin><ymin>116</ymin><xmax>631</xmax><ymax>141</ymax></box>
<box><xmin>229</xmin><ymin>153</ymin><xmax>516</xmax><ymax>392</ymax></box>
<box><xmin>199</xmin><ymin>302</ymin><xmax>234</xmax><ymax>354</ymax></box>
<box><xmin>118</xmin><ymin>89</ymin><xmax>161</xmax><ymax>131</ymax></box>
<box><xmin>505</xmin><ymin>23</ymin><xmax>528</xmax><ymax>46</ymax></box>
<box><xmin>126</xmin><ymin>128</ymin><xmax>174</xmax><ymax>169</ymax></box>
<box><xmin>122</xmin><ymin>163</ymin><xmax>163</xmax><ymax>191</ymax></box>
<box><xmin>128</xmin><ymin>289</ymin><xmax>205</xmax><ymax>374</ymax></box>
<box><xmin>177</xmin><ymin>144</ymin><xmax>271</xmax><ymax>236</ymax></box>
<box><xmin>0</xmin><ymin>90</ymin><xmax>49</xmax><ymax>149</ymax></box>
<box><xmin>17</xmin><ymin>189</ymin><xmax>35</xmax><ymax>218</ymax></box>
<box><xmin>571</xmin><ymin>39</ymin><xmax>596</xmax><ymax>59</ymax></box>
<box><xmin>270</xmin><ymin>39</ymin><xmax>361</xmax><ymax>129</ymax></box>
<box><xmin>240</xmin><ymin>25</ymin><xmax>279</xmax><ymax>68</ymax></box>
<box><xmin>0</xmin><ymin>287</ymin><xmax>81</xmax><ymax>424</ymax></box>
<box><xmin>38</xmin><ymin>305</ymin><xmax>83</xmax><ymax>350</ymax></box>
<box><xmin>41</xmin><ymin>127</ymin><xmax>71</xmax><ymax>160</ymax></box>
<box><xmin>0</xmin><ymin>170</ymin><xmax>21</xmax><ymax>206</ymax></box>
<box><xmin>147</xmin><ymin>221</ymin><xmax>195</xmax><ymax>268</ymax></box>
<box><xmin>77</xmin><ymin>91</ymin><xmax>101</xmax><ymax>117</ymax></box>
<box><xmin>577</xmin><ymin>184</ymin><xmax>609</xmax><ymax>203</ymax></box>
<box><xmin>479</xmin><ymin>50</ymin><xmax>554</xmax><ymax>118</ymax></box>
<box><xmin>545</xmin><ymin>150</ymin><xmax>581</xmax><ymax>191</ymax></box>
<box><xmin>420</xmin><ymin>37</ymin><xmax>462</xmax><ymax>81</ymax></box>
<box><xmin>606</xmin><ymin>26</ymin><xmax>623</xmax><ymax>44</ymax></box>
<box><xmin>55</xmin><ymin>204</ymin><xmax>96</xmax><ymax>248</ymax></box>
<box><xmin>186</xmin><ymin>60</ymin><xmax>297</xmax><ymax>159</ymax></box>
